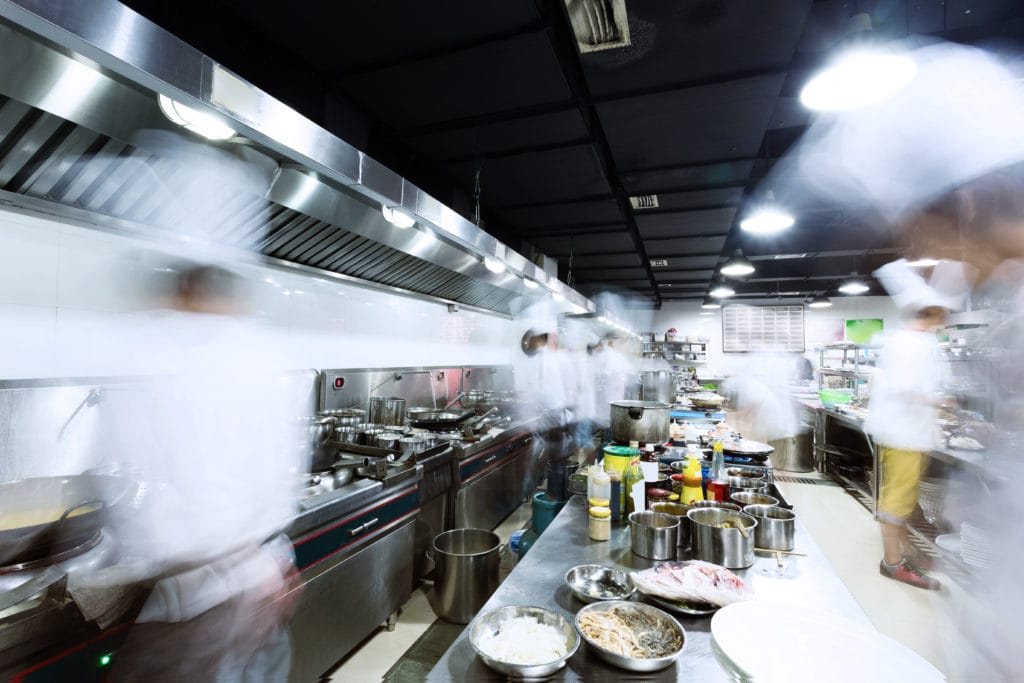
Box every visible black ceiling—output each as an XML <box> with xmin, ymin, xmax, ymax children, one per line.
<box><xmin>121</xmin><ymin>0</ymin><xmax>1024</xmax><ymax>306</ymax></box>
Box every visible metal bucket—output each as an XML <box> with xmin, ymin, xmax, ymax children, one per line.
<box><xmin>432</xmin><ymin>528</ymin><xmax>501</xmax><ymax>624</ymax></box>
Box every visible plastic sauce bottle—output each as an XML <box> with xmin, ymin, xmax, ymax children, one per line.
<box><xmin>588</xmin><ymin>467</ymin><xmax>611</xmax><ymax>503</ymax></box>
<box><xmin>680</xmin><ymin>456</ymin><xmax>705</xmax><ymax>504</ymax></box>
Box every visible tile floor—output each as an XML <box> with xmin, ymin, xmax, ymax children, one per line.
<box><xmin>325</xmin><ymin>475</ymin><xmax>986</xmax><ymax>681</ymax></box>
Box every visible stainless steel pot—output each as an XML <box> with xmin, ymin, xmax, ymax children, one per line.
<box><xmin>650</xmin><ymin>502</ymin><xmax>693</xmax><ymax>548</ymax></box>
<box><xmin>432</xmin><ymin>528</ymin><xmax>501</xmax><ymax>623</ymax></box>
<box><xmin>641</xmin><ymin>371</ymin><xmax>675</xmax><ymax>404</ymax></box>
<box><xmin>687</xmin><ymin>508</ymin><xmax>757</xmax><ymax>569</ymax></box>
<box><xmin>334</xmin><ymin>425</ymin><xmax>360</xmax><ymax>444</ymax></box>
<box><xmin>745</xmin><ymin>504</ymin><xmax>796</xmax><ymax>551</ymax></box>
<box><xmin>371</xmin><ymin>432</ymin><xmax>404</xmax><ymax>450</ymax></box>
<box><xmin>628</xmin><ymin>511</ymin><xmax>678</xmax><ymax>560</ymax></box>
<box><xmin>320</xmin><ymin>408</ymin><xmax>366</xmax><ymax>427</ymax></box>
<box><xmin>369</xmin><ymin>397</ymin><xmax>406</xmax><ymax>427</ymax></box>
<box><xmin>727</xmin><ymin>476</ymin><xmax>768</xmax><ymax>495</ymax></box>
<box><xmin>731</xmin><ymin>491</ymin><xmax>779</xmax><ymax>508</ymax></box>
<box><xmin>610</xmin><ymin>401</ymin><xmax>671</xmax><ymax>445</ymax></box>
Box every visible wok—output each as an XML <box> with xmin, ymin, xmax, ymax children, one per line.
<box><xmin>0</xmin><ymin>475</ymin><xmax>137</xmax><ymax>567</ymax></box>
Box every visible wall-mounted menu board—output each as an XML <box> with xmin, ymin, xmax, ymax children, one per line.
<box><xmin>722</xmin><ymin>304</ymin><xmax>805</xmax><ymax>353</ymax></box>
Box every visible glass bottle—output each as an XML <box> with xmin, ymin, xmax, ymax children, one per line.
<box><xmin>625</xmin><ymin>459</ymin><xmax>645</xmax><ymax>516</ymax></box>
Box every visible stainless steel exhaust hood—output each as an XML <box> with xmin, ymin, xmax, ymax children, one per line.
<box><xmin>0</xmin><ymin>0</ymin><xmax>595</xmax><ymax>317</ymax></box>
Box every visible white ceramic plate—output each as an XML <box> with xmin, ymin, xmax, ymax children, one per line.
<box><xmin>711</xmin><ymin>602</ymin><xmax>944</xmax><ymax>682</ymax></box>
<box><xmin>934</xmin><ymin>534</ymin><xmax>961</xmax><ymax>555</ymax></box>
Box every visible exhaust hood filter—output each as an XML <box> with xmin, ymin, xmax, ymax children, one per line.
<box><xmin>564</xmin><ymin>0</ymin><xmax>631</xmax><ymax>53</ymax></box>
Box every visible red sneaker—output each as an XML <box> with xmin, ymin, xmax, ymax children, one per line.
<box><xmin>879</xmin><ymin>560</ymin><xmax>940</xmax><ymax>590</ymax></box>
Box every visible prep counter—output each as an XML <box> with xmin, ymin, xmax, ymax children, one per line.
<box><xmin>428</xmin><ymin>495</ymin><xmax>870</xmax><ymax>681</ymax></box>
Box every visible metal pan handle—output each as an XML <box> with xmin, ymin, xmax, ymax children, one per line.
<box><xmin>57</xmin><ymin>499</ymin><xmax>104</xmax><ymax>523</ymax></box>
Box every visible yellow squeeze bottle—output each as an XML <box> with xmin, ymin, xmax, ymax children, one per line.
<box><xmin>680</xmin><ymin>456</ymin><xmax>705</xmax><ymax>504</ymax></box>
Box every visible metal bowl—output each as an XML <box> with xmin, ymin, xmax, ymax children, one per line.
<box><xmin>564</xmin><ymin>564</ymin><xmax>636</xmax><ymax>603</ymax></box>
<box><xmin>575</xmin><ymin>601</ymin><xmax>687</xmax><ymax>672</ymax></box>
<box><xmin>469</xmin><ymin>605</ymin><xmax>580</xmax><ymax>678</ymax></box>
<box><xmin>731</xmin><ymin>491</ymin><xmax>779</xmax><ymax>508</ymax></box>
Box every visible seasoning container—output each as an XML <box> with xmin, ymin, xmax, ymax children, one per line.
<box><xmin>680</xmin><ymin>456</ymin><xmax>705</xmax><ymax>505</ymax></box>
<box><xmin>588</xmin><ymin>505</ymin><xmax>611</xmax><ymax>541</ymax></box>
<box><xmin>646</xmin><ymin>487</ymin><xmax>672</xmax><ymax>509</ymax></box>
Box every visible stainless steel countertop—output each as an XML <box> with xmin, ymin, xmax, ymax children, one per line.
<box><xmin>428</xmin><ymin>494</ymin><xmax>870</xmax><ymax>681</ymax></box>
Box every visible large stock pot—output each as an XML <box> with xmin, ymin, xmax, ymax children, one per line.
<box><xmin>609</xmin><ymin>401</ymin><xmax>670</xmax><ymax>445</ymax></box>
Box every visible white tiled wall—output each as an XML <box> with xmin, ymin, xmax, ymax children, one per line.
<box><xmin>0</xmin><ymin>205</ymin><xmax>520</xmax><ymax>379</ymax></box>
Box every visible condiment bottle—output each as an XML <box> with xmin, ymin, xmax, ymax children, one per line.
<box><xmin>680</xmin><ymin>456</ymin><xmax>705</xmax><ymax>504</ymax></box>
<box><xmin>639</xmin><ymin>444</ymin><xmax>659</xmax><ymax>482</ymax></box>
<box><xmin>706</xmin><ymin>438</ymin><xmax>730</xmax><ymax>503</ymax></box>
<box><xmin>625</xmin><ymin>459</ymin><xmax>645</xmax><ymax>515</ymax></box>
<box><xmin>589</xmin><ymin>468</ymin><xmax>611</xmax><ymax>503</ymax></box>
<box><xmin>588</xmin><ymin>505</ymin><xmax>611</xmax><ymax>541</ymax></box>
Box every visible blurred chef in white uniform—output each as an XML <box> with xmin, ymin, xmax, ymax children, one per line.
<box><xmin>774</xmin><ymin>40</ymin><xmax>1024</xmax><ymax>677</ymax></box>
<box><xmin>865</xmin><ymin>260</ymin><xmax>966</xmax><ymax>590</ymax></box>
<box><xmin>514</xmin><ymin>320</ymin><xmax>576</xmax><ymax>500</ymax></box>
<box><xmin>97</xmin><ymin>262</ymin><xmax>305</xmax><ymax>681</ymax></box>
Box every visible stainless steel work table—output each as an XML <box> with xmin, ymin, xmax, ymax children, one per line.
<box><xmin>428</xmin><ymin>495</ymin><xmax>871</xmax><ymax>681</ymax></box>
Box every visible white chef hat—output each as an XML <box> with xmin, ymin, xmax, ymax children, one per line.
<box><xmin>791</xmin><ymin>41</ymin><xmax>1024</xmax><ymax>223</ymax></box>
<box><xmin>874</xmin><ymin>259</ymin><xmax>973</xmax><ymax>312</ymax></box>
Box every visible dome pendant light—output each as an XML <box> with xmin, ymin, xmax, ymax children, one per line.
<box><xmin>808</xmin><ymin>294</ymin><xmax>833</xmax><ymax>308</ymax></box>
<box><xmin>701</xmin><ymin>297</ymin><xmax>722</xmax><ymax>310</ymax></box>
<box><xmin>720</xmin><ymin>249</ymin><xmax>755</xmax><ymax>277</ymax></box>
<box><xmin>739</xmin><ymin>191</ymin><xmax>795</xmax><ymax>235</ymax></box>
<box><xmin>799</xmin><ymin>13</ymin><xmax>917</xmax><ymax>112</ymax></box>
<box><xmin>838</xmin><ymin>279</ymin><xmax>869</xmax><ymax>295</ymax></box>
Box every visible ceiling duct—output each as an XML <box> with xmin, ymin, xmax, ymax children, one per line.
<box><xmin>0</xmin><ymin>1</ymin><xmax>595</xmax><ymax>316</ymax></box>
<box><xmin>564</xmin><ymin>0</ymin><xmax>631</xmax><ymax>53</ymax></box>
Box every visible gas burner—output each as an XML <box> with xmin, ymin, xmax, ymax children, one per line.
<box><xmin>0</xmin><ymin>531</ymin><xmax>104</xmax><ymax>576</ymax></box>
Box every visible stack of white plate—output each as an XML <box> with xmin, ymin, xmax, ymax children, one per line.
<box><xmin>960</xmin><ymin>521</ymin><xmax>992</xmax><ymax>568</ymax></box>
<box><xmin>711</xmin><ymin>602</ymin><xmax>944</xmax><ymax>682</ymax></box>
<box><xmin>917</xmin><ymin>478</ymin><xmax>948</xmax><ymax>525</ymax></box>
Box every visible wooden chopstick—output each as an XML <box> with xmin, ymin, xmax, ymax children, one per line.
<box><xmin>755</xmin><ymin>548</ymin><xmax>806</xmax><ymax>556</ymax></box>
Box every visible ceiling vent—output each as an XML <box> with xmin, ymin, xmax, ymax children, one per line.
<box><xmin>564</xmin><ymin>0</ymin><xmax>632</xmax><ymax>53</ymax></box>
<box><xmin>630</xmin><ymin>194</ymin><xmax>659</xmax><ymax>210</ymax></box>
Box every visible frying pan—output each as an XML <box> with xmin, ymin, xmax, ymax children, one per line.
<box><xmin>409</xmin><ymin>409</ymin><xmax>475</xmax><ymax>431</ymax></box>
<box><xmin>0</xmin><ymin>475</ymin><xmax>138</xmax><ymax>567</ymax></box>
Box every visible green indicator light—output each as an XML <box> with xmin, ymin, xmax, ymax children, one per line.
<box><xmin>98</xmin><ymin>654</ymin><xmax>112</xmax><ymax>667</ymax></box>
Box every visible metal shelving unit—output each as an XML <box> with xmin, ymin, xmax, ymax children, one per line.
<box><xmin>641</xmin><ymin>338</ymin><xmax>707</xmax><ymax>363</ymax></box>
<box><xmin>817</xmin><ymin>342</ymin><xmax>879</xmax><ymax>399</ymax></box>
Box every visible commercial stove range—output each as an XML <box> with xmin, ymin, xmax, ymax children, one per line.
<box><xmin>286</xmin><ymin>443</ymin><xmax>454</xmax><ymax>683</ymax></box>
<box><xmin>0</xmin><ymin>530</ymin><xmax>137</xmax><ymax>683</ymax></box>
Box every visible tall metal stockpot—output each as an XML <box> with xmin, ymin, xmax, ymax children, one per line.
<box><xmin>609</xmin><ymin>401</ymin><xmax>671</xmax><ymax>445</ymax></box>
<box><xmin>369</xmin><ymin>397</ymin><xmax>406</xmax><ymax>426</ymax></box>
<box><xmin>640</xmin><ymin>371</ymin><xmax>675</xmax><ymax>404</ymax></box>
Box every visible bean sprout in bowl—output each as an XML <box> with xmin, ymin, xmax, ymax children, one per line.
<box><xmin>469</xmin><ymin>605</ymin><xmax>580</xmax><ymax>678</ymax></box>
<box><xmin>575</xmin><ymin>600</ymin><xmax>687</xmax><ymax>672</ymax></box>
